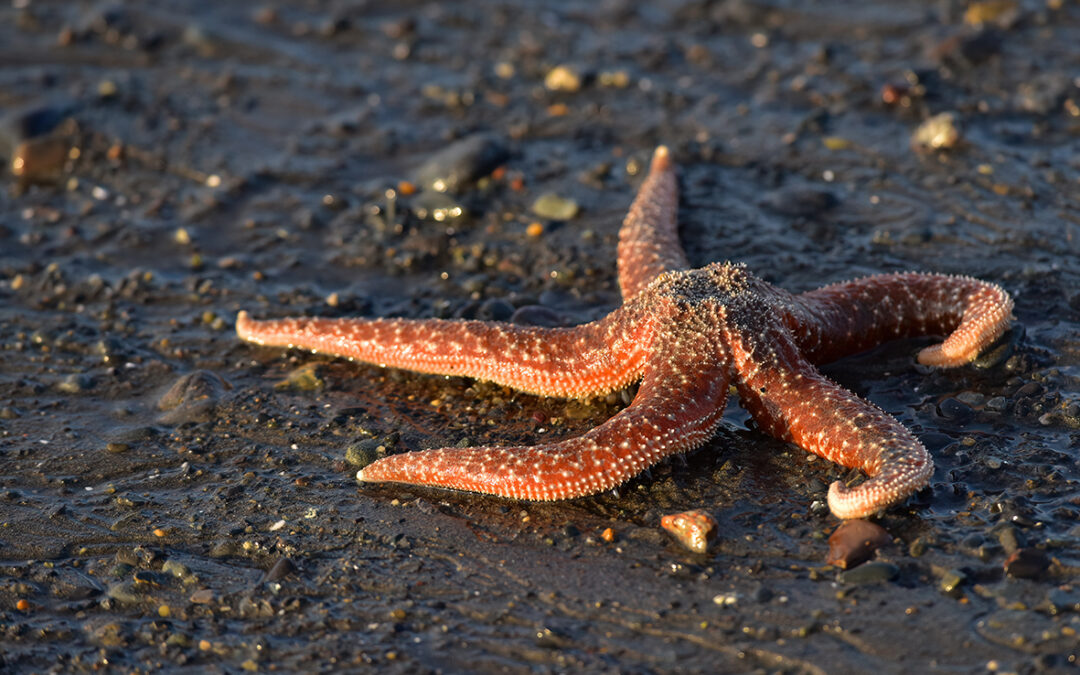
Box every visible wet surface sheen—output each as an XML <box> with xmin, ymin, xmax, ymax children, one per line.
<box><xmin>1</xmin><ymin>1</ymin><xmax>1079</xmax><ymax>673</ymax></box>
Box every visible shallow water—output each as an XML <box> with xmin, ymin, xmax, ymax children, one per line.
<box><xmin>1</xmin><ymin>1</ymin><xmax>1079</xmax><ymax>672</ymax></box>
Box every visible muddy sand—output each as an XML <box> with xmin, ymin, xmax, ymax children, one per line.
<box><xmin>1</xmin><ymin>1</ymin><xmax>1079</xmax><ymax>673</ymax></box>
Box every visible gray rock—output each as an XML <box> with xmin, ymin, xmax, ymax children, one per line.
<box><xmin>412</xmin><ymin>133</ymin><xmax>509</xmax><ymax>194</ymax></box>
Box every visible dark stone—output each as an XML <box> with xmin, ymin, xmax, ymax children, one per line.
<box><xmin>264</xmin><ymin>557</ymin><xmax>298</xmax><ymax>582</ymax></box>
<box><xmin>412</xmin><ymin>133</ymin><xmax>510</xmax><ymax>194</ymax></box>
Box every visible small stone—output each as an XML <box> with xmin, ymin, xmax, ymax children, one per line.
<box><xmin>345</xmin><ymin>439</ymin><xmax>383</xmax><ymax>468</ymax></box>
<box><xmin>157</xmin><ymin>370</ymin><xmax>229</xmax><ymax>425</ymax></box>
<box><xmin>1015</xmin><ymin>381</ymin><xmax>1043</xmax><ymax>398</ymax></box>
<box><xmin>973</xmin><ymin>325</ymin><xmax>1022</xmax><ymax>369</ymax></box>
<box><xmin>955</xmin><ymin>391</ymin><xmax>985</xmax><ymax>407</ymax></box>
<box><xmin>826</xmin><ymin>520</ymin><xmax>892</xmax><ymax>569</ymax></box>
<box><xmin>598</xmin><ymin>70</ymin><xmax>630</xmax><ymax>88</ymax></box>
<box><xmin>938</xmin><ymin>397</ymin><xmax>974</xmax><ymax>423</ymax></box>
<box><xmin>105</xmin><ymin>442</ymin><xmax>130</xmax><ymax>454</ymax></box>
<box><xmin>838</xmin><ymin>561</ymin><xmax>898</xmax><ymax>585</ymax></box>
<box><xmin>412</xmin><ymin>133</ymin><xmax>509</xmax><ymax>194</ymax></box>
<box><xmin>911</xmin><ymin>112</ymin><xmax>962</xmax><ymax>151</ymax></box>
<box><xmin>544</xmin><ymin>64</ymin><xmax>586</xmax><ymax>92</ymax></box>
<box><xmin>759</xmin><ymin>188</ymin><xmax>838</xmax><ymax>218</ymax></box>
<box><xmin>264</xmin><ymin>557</ymin><xmax>298</xmax><ymax>582</ymax></box>
<box><xmin>106</xmin><ymin>582</ymin><xmax>140</xmax><ymax>606</ymax></box>
<box><xmin>11</xmin><ymin>136</ymin><xmax>73</xmax><ymax>185</ymax></box>
<box><xmin>934</xmin><ymin>30</ymin><xmax>1002</xmax><ymax>68</ymax></box>
<box><xmin>510</xmin><ymin>305</ymin><xmax>566</xmax><ymax>328</ymax></box>
<box><xmin>189</xmin><ymin>589</ymin><xmax>215</xmax><ymax>604</ymax></box>
<box><xmin>56</xmin><ymin>373</ymin><xmax>94</xmax><ymax>394</ymax></box>
<box><xmin>0</xmin><ymin>406</ymin><xmax>19</xmax><ymax>419</ymax></box>
<box><xmin>939</xmin><ymin>568</ymin><xmax>967</xmax><ymax>596</ymax></box>
<box><xmin>660</xmin><ymin>509</ymin><xmax>718</xmax><ymax>553</ymax></box>
<box><xmin>0</xmin><ymin>101</ymin><xmax>75</xmax><ymax>153</ymax></box>
<box><xmin>477</xmin><ymin>298</ymin><xmax>515</xmax><ymax>322</ymax></box>
<box><xmin>209</xmin><ymin>541</ymin><xmax>238</xmax><ymax>558</ymax></box>
<box><xmin>1004</xmin><ymin>548</ymin><xmax>1050</xmax><ymax>580</ymax></box>
<box><xmin>531</xmin><ymin>193</ymin><xmax>580</xmax><ymax>221</ymax></box>
<box><xmin>161</xmin><ymin>560</ymin><xmax>192</xmax><ymax>580</ymax></box>
<box><xmin>964</xmin><ymin>1</ymin><xmax>1020</xmax><ymax>28</ymax></box>
<box><xmin>412</xmin><ymin>191</ymin><xmax>464</xmax><ymax>222</ymax></box>
<box><xmin>86</xmin><ymin>620</ymin><xmax>129</xmax><ymax>648</ymax></box>
<box><xmin>274</xmin><ymin>363</ymin><xmax>324</xmax><ymax>391</ymax></box>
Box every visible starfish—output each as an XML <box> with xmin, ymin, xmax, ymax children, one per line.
<box><xmin>236</xmin><ymin>147</ymin><xmax>1013</xmax><ymax>519</ymax></box>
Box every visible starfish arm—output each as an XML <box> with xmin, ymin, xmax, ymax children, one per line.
<box><xmin>791</xmin><ymin>273</ymin><xmax>1013</xmax><ymax>367</ymax></box>
<box><xmin>727</xmin><ymin>320</ymin><xmax>932</xmax><ymax>519</ymax></box>
<box><xmin>617</xmin><ymin>146</ymin><xmax>690</xmax><ymax>299</ymax></box>
<box><xmin>357</xmin><ymin>322</ymin><xmax>730</xmax><ymax>500</ymax></box>
<box><xmin>236</xmin><ymin>307</ymin><xmax>653</xmax><ymax>399</ymax></box>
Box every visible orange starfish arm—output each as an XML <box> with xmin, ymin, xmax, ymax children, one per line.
<box><xmin>236</xmin><ymin>308</ymin><xmax>653</xmax><ymax>399</ymax></box>
<box><xmin>357</xmin><ymin>321</ymin><xmax>729</xmax><ymax>500</ymax></box>
<box><xmin>617</xmin><ymin>146</ymin><xmax>690</xmax><ymax>299</ymax></box>
<box><xmin>726</xmin><ymin>320</ymin><xmax>933</xmax><ymax>519</ymax></box>
<box><xmin>792</xmin><ymin>273</ymin><xmax>1013</xmax><ymax>367</ymax></box>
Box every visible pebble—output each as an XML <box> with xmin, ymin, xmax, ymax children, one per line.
<box><xmin>660</xmin><ymin>509</ymin><xmax>718</xmax><ymax>553</ymax></box>
<box><xmin>86</xmin><ymin>620</ymin><xmax>129</xmax><ymax>648</ymax></box>
<box><xmin>477</xmin><ymin>298</ymin><xmax>515</xmax><ymax>322</ymax></box>
<box><xmin>157</xmin><ymin>370</ymin><xmax>229</xmax><ymax>425</ymax></box>
<box><xmin>510</xmin><ymin>305</ymin><xmax>566</xmax><ymax>328</ymax></box>
<box><xmin>209</xmin><ymin>540</ymin><xmax>238</xmax><ymax>558</ymax></box>
<box><xmin>911</xmin><ymin>112</ymin><xmax>962</xmax><ymax>151</ymax></box>
<box><xmin>531</xmin><ymin>192</ymin><xmax>580</xmax><ymax>221</ymax></box>
<box><xmin>1015</xmin><ymin>381</ymin><xmax>1043</xmax><ymax>398</ymax></box>
<box><xmin>826</xmin><ymin>520</ymin><xmax>892</xmax><ymax>569</ymax></box>
<box><xmin>411</xmin><ymin>190</ymin><xmax>464</xmax><ymax>222</ymax></box>
<box><xmin>0</xmin><ymin>100</ymin><xmax>75</xmax><ymax>153</ymax></box>
<box><xmin>964</xmin><ymin>0</ymin><xmax>1020</xmax><ymax>28</ymax></box>
<box><xmin>972</xmin><ymin>324</ymin><xmax>1022</xmax><ymax>369</ymax></box>
<box><xmin>544</xmin><ymin>64</ymin><xmax>587</xmax><ymax>92</ymax></box>
<box><xmin>56</xmin><ymin>373</ymin><xmax>94</xmax><ymax>394</ymax></box>
<box><xmin>189</xmin><ymin>588</ymin><xmax>215</xmax><ymax>604</ymax></box>
<box><xmin>934</xmin><ymin>30</ymin><xmax>1002</xmax><ymax>68</ymax></box>
<box><xmin>162</xmin><ymin>559</ymin><xmax>192</xmax><ymax>580</ymax></box>
<box><xmin>11</xmin><ymin>136</ymin><xmax>73</xmax><ymax>185</ymax></box>
<box><xmin>939</xmin><ymin>568</ymin><xmax>967</xmax><ymax>596</ymax></box>
<box><xmin>759</xmin><ymin>188</ymin><xmax>837</xmax><ymax>218</ymax></box>
<box><xmin>345</xmin><ymin>438</ymin><xmax>384</xmax><ymax>468</ymax></box>
<box><xmin>106</xmin><ymin>581</ymin><xmax>141</xmax><ymax>606</ymax></box>
<box><xmin>1015</xmin><ymin>73</ymin><xmax>1070</xmax><ymax>115</ymax></box>
<box><xmin>412</xmin><ymin>133</ymin><xmax>509</xmax><ymax>194</ymax></box>
<box><xmin>1004</xmin><ymin>548</ymin><xmax>1050</xmax><ymax>580</ymax></box>
<box><xmin>938</xmin><ymin>397</ymin><xmax>974</xmax><ymax>423</ymax></box>
<box><xmin>837</xmin><ymin>561</ymin><xmax>898</xmax><ymax>585</ymax></box>
<box><xmin>264</xmin><ymin>557</ymin><xmax>297</xmax><ymax>582</ymax></box>
<box><xmin>955</xmin><ymin>391</ymin><xmax>985</xmax><ymax>407</ymax></box>
<box><xmin>274</xmin><ymin>363</ymin><xmax>324</xmax><ymax>392</ymax></box>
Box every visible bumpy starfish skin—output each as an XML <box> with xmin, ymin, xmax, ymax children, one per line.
<box><xmin>237</xmin><ymin>146</ymin><xmax>1014</xmax><ymax>519</ymax></box>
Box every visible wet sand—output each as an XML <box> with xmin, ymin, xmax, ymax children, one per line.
<box><xmin>1</xmin><ymin>1</ymin><xmax>1079</xmax><ymax>672</ymax></box>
